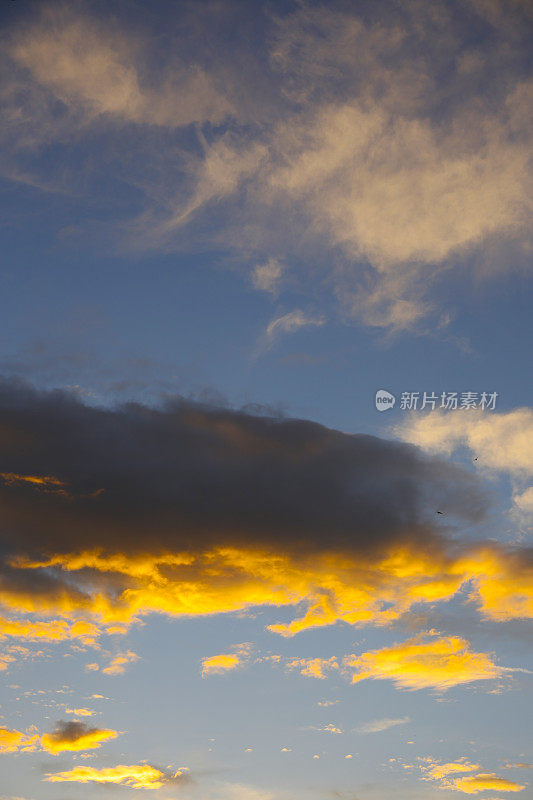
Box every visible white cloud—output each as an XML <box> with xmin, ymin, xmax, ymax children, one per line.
<box><xmin>251</xmin><ymin>258</ymin><xmax>284</xmax><ymax>295</ymax></box>
<box><xmin>255</xmin><ymin>310</ymin><xmax>325</xmax><ymax>355</ymax></box>
<box><xmin>9</xmin><ymin>6</ymin><xmax>232</xmax><ymax>128</ymax></box>
<box><xmin>357</xmin><ymin>716</ymin><xmax>410</xmax><ymax>734</ymax></box>
<box><xmin>1</xmin><ymin>1</ymin><xmax>531</xmax><ymax>333</ymax></box>
<box><xmin>395</xmin><ymin>408</ymin><xmax>533</xmax><ymax>477</ymax></box>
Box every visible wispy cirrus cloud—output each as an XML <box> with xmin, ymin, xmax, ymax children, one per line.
<box><xmin>344</xmin><ymin>633</ymin><xmax>515</xmax><ymax>691</ymax></box>
<box><xmin>2</xmin><ymin>1</ymin><xmax>530</xmax><ymax>332</ymax></box>
<box><xmin>254</xmin><ymin>310</ymin><xmax>325</xmax><ymax>356</ymax></box>
<box><xmin>356</xmin><ymin>717</ymin><xmax>410</xmax><ymax>734</ymax></box>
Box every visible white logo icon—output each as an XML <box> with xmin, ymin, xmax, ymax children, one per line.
<box><xmin>375</xmin><ymin>389</ymin><xmax>396</xmax><ymax>411</ymax></box>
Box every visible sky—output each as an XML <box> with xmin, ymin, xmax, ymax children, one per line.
<box><xmin>0</xmin><ymin>1</ymin><xmax>531</xmax><ymax>799</ymax></box>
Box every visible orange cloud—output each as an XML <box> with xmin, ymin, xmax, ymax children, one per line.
<box><xmin>286</xmin><ymin>656</ymin><xmax>339</xmax><ymax>679</ymax></box>
<box><xmin>201</xmin><ymin>653</ymin><xmax>240</xmax><ymax>676</ymax></box>
<box><xmin>65</xmin><ymin>707</ymin><xmax>94</xmax><ymax>716</ymax></box>
<box><xmin>0</xmin><ymin>615</ymin><xmax>100</xmax><ymax>645</ymax></box>
<box><xmin>423</xmin><ymin>760</ymin><xmax>480</xmax><ymax>780</ymax></box>
<box><xmin>0</xmin><ymin>726</ymin><xmax>39</xmax><ymax>753</ymax></box>
<box><xmin>0</xmin><ymin>472</ymin><xmax>65</xmax><ymax>490</ymax></box>
<box><xmin>1</xmin><ymin>543</ymin><xmax>532</xmax><ymax>647</ymax></box>
<box><xmin>345</xmin><ymin>633</ymin><xmax>507</xmax><ymax>691</ymax></box>
<box><xmin>201</xmin><ymin>643</ymin><xmax>251</xmax><ymax>676</ymax></box>
<box><xmin>44</xmin><ymin>763</ymin><xmax>189</xmax><ymax>789</ymax></box>
<box><xmin>449</xmin><ymin>773</ymin><xmax>526</xmax><ymax>794</ymax></box>
<box><xmin>40</xmin><ymin>720</ymin><xmax>118</xmax><ymax>753</ymax></box>
<box><xmin>102</xmin><ymin>650</ymin><xmax>139</xmax><ymax>675</ymax></box>
<box><xmin>418</xmin><ymin>758</ymin><xmax>528</xmax><ymax>794</ymax></box>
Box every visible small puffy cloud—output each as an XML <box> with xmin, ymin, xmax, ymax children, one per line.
<box><xmin>201</xmin><ymin>644</ymin><xmax>252</xmax><ymax>677</ymax></box>
<box><xmin>345</xmin><ymin>633</ymin><xmax>508</xmax><ymax>691</ymax></box>
<box><xmin>0</xmin><ymin>727</ymin><xmax>39</xmax><ymax>753</ymax></box>
<box><xmin>448</xmin><ymin>773</ymin><xmax>526</xmax><ymax>794</ymax></box>
<box><xmin>419</xmin><ymin>758</ymin><xmax>527</xmax><ymax>794</ymax></box>
<box><xmin>357</xmin><ymin>717</ymin><xmax>410</xmax><ymax>734</ymax></box>
<box><xmin>287</xmin><ymin>657</ymin><xmax>338</xmax><ymax>679</ymax></box>
<box><xmin>251</xmin><ymin>258</ymin><xmax>284</xmax><ymax>295</ymax></box>
<box><xmin>257</xmin><ymin>310</ymin><xmax>325</xmax><ymax>354</ymax></box>
<box><xmin>102</xmin><ymin>651</ymin><xmax>139</xmax><ymax>675</ymax></box>
<box><xmin>420</xmin><ymin>759</ymin><xmax>480</xmax><ymax>780</ymax></box>
<box><xmin>316</xmin><ymin>723</ymin><xmax>342</xmax><ymax>734</ymax></box>
<box><xmin>40</xmin><ymin>720</ymin><xmax>118</xmax><ymax>754</ymax></box>
<box><xmin>202</xmin><ymin>653</ymin><xmax>240</xmax><ymax>676</ymax></box>
<box><xmin>513</xmin><ymin>487</ymin><xmax>533</xmax><ymax>514</ymax></box>
<box><xmin>65</xmin><ymin>707</ymin><xmax>94</xmax><ymax>716</ymax></box>
<box><xmin>44</xmin><ymin>763</ymin><xmax>189</xmax><ymax>789</ymax></box>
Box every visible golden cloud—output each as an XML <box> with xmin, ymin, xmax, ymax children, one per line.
<box><xmin>1</xmin><ymin>543</ymin><xmax>532</xmax><ymax>645</ymax></box>
<box><xmin>201</xmin><ymin>643</ymin><xmax>251</xmax><ymax>676</ymax></box>
<box><xmin>201</xmin><ymin>653</ymin><xmax>241</xmax><ymax>676</ymax></box>
<box><xmin>44</xmin><ymin>763</ymin><xmax>189</xmax><ymax>789</ymax></box>
<box><xmin>65</xmin><ymin>707</ymin><xmax>94</xmax><ymax>716</ymax></box>
<box><xmin>286</xmin><ymin>656</ymin><xmax>339</xmax><ymax>679</ymax></box>
<box><xmin>345</xmin><ymin>633</ymin><xmax>507</xmax><ymax>691</ymax></box>
<box><xmin>449</xmin><ymin>773</ymin><xmax>526</xmax><ymax>794</ymax></box>
<box><xmin>40</xmin><ymin>720</ymin><xmax>118</xmax><ymax>754</ymax></box>
<box><xmin>419</xmin><ymin>757</ymin><xmax>528</xmax><ymax>794</ymax></box>
<box><xmin>101</xmin><ymin>650</ymin><xmax>139</xmax><ymax>675</ymax></box>
<box><xmin>0</xmin><ymin>384</ymin><xmax>531</xmax><ymax>651</ymax></box>
<box><xmin>0</xmin><ymin>726</ymin><xmax>39</xmax><ymax>753</ymax></box>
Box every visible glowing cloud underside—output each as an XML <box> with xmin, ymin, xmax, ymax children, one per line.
<box><xmin>44</xmin><ymin>764</ymin><xmax>188</xmax><ymax>789</ymax></box>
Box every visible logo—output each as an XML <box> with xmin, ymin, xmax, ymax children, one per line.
<box><xmin>375</xmin><ymin>389</ymin><xmax>396</xmax><ymax>411</ymax></box>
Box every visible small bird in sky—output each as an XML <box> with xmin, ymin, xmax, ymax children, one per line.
<box><xmin>436</xmin><ymin>510</ymin><xmax>444</xmax><ymax>515</ymax></box>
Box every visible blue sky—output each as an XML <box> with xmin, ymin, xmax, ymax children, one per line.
<box><xmin>0</xmin><ymin>1</ymin><xmax>531</xmax><ymax>799</ymax></box>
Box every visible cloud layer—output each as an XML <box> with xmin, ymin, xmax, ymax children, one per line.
<box><xmin>1</xmin><ymin>0</ymin><xmax>531</xmax><ymax>331</ymax></box>
<box><xmin>0</xmin><ymin>379</ymin><xmax>531</xmax><ymax>650</ymax></box>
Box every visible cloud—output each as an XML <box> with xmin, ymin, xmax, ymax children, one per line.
<box><xmin>418</xmin><ymin>757</ymin><xmax>528</xmax><ymax>794</ymax></box>
<box><xmin>255</xmin><ymin>310</ymin><xmax>325</xmax><ymax>355</ymax></box>
<box><xmin>356</xmin><ymin>717</ymin><xmax>410</xmax><ymax>734</ymax></box>
<box><xmin>40</xmin><ymin>720</ymin><xmax>118</xmax><ymax>753</ymax></box>
<box><xmin>447</xmin><ymin>773</ymin><xmax>526</xmax><ymax>794</ymax></box>
<box><xmin>201</xmin><ymin>643</ymin><xmax>252</xmax><ymax>676</ymax></box>
<box><xmin>202</xmin><ymin>654</ymin><xmax>240</xmax><ymax>677</ymax></box>
<box><xmin>0</xmin><ymin>727</ymin><xmax>39</xmax><ymax>754</ymax></box>
<box><xmin>513</xmin><ymin>487</ymin><xmax>533</xmax><ymax>514</ymax></box>
<box><xmin>395</xmin><ymin>409</ymin><xmax>533</xmax><ymax>477</ymax></box>
<box><xmin>64</xmin><ymin>707</ymin><xmax>94</xmax><ymax>716</ymax></box>
<box><xmin>286</xmin><ymin>657</ymin><xmax>338</xmax><ymax>679</ymax></box>
<box><xmin>251</xmin><ymin>258</ymin><xmax>284</xmax><ymax>296</ymax></box>
<box><xmin>101</xmin><ymin>650</ymin><xmax>139</xmax><ymax>675</ymax></box>
<box><xmin>0</xmin><ymin>379</ymin><xmax>530</xmax><ymax>643</ymax></box>
<box><xmin>1</xmin><ymin>2</ymin><xmax>531</xmax><ymax>332</ymax></box>
<box><xmin>345</xmin><ymin>633</ymin><xmax>511</xmax><ymax>691</ymax></box>
<box><xmin>8</xmin><ymin>4</ymin><xmax>232</xmax><ymax>129</ymax></box>
<box><xmin>138</xmin><ymin>2</ymin><xmax>532</xmax><ymax>327</ymax></box>
<box><xmin>44</xmin><ymin>763</ymin><xmax>189</xmax><ymax>789</ymax></box>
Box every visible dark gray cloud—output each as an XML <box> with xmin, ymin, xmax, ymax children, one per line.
<box><xmin>0</xmin><ymin>377</ymin><xmax>485</xmax><ymax>567</ymax></box>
